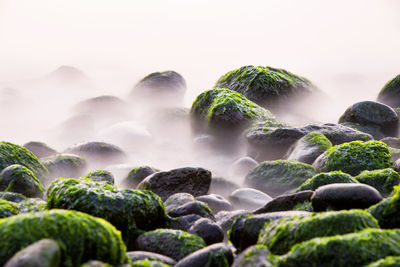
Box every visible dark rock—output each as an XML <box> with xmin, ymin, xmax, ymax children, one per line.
<box><xmin>254</xmin><ymin>190</ymin><xmax>314</xmax><ymax>213</ymax></box>
<box><xmin>166</xmin><ymin>214</ymin><xmax>202</xmax><ymax>232</ymax></box>
<box><xmin>195</xmin><ymin>194</ymin><xmax>232</xmax><ymax>214</ymax></box>
<box><xmin>215</xmin><ymin>210</ymin><xmax>250</xmax><ymax>240</ymax></box>
<box><xmin>377</xmin><ymin>74</ymin><xmax>400</xmax><ymax>108</ymax></box>
<box><xmin>81</xmin><ymin>169</ymin><xmax>114</xmax><ymax>184</ymax></box>
<box><xmin>0</xmin><ymin>192</ymin><xmax>27</xmax><ymax>203</ymax></box>
<box><xmin>338</xmin><ymin>100</ymin><xmax>399</xmax><ymax>137</ymax></box>
<box><xmin>312</xmin><ymin>183</ymin><xmax>383</xmax><ymax>211</ymax></box>
<box><xmin>121</xmin><ymin>166</ymin><xmax>159</xmax><ymax>188</ymax></box>
<box><xmin>168</xmin><ymin>201</ymin><xmax>214</xmax><ymax>220</ymax></box>
<box><xmin>297</xmin><ymin>171</ymin><xmax>358</xmax><ymax>192</ymax></box>
<box><xmin>188</xmin><ymin>218</ymin><xmax>224</xmax><ymax>245</ymax></box>
<box><xmin>208</xmin><ymin>177</ymin><xmax>239</xmax><ymax>199</ymax></box>
<box><xmin>23</xmin><ymin>141</ymin><xmax>57</xmax><ymax>159</ymax></box>
<box><xmin>232</xmin><ymin>245</ymin><xmax>273</xmax><ymax>267</ymax></box>
<box><xmin>4</xmin><ymin>239</ymin><xmax>61</xmax><ymax>267</ymax></box>
<box><xmin>137</xmin><ymin>167</ymin><xmax>212</xmax><ymax>201</ymax></box>
<box><xmin>175</xmin><ymin>243</ymin><xmax>233</xmax><ymax>267</ymax></box>
<box><xmin>127</xmin><ymin>251</ymin><xmax>176</xmax><ymax>266</ymax></box>
<box><xmin>42</xmin><ymin>154</ymin><xmax>87</xmax><ymax>183</ymax></box>
<box><xmin>340</xmin><ymin>122</ymin><xmax>386</xmax><ymax>140</ymax></box>
<box><xmin>164</xmin><ymin>193</ymin><xmax>195</xmax><ymax>212</ymax></box>
<box><xmin>229</xmin><ymin>188</ymin><xmax>272</xmax><ymax>210</ymax></box>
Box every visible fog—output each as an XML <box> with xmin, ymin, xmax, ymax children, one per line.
<box><xmin>0</xmin><ymin>0</ymin><xmax>399</xmax><ymax>183</ymax></box>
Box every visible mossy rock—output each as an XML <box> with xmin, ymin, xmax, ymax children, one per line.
<box><xmin>232</xmin><ymin>245</ymin><xmax>274</xmax><ymax>267</ymax></box>
<box><xmin>245</xmin><ymin>160</ymin><xmax>316</xmax><ymax>197</ymax></box>
<box><xmin>356</xmin><ymin>168</ymin><xmax>400</xmax><ymax>197</ymax></box>
<box><xmin>365</xmin><ymin>256</ymin><xmax>400</xmax><ymax>267</ymax></box>
<box><xmin>286</xmin><ymin>132</ymin><xmax>332</xmax><ymax>164</ymax></box>
<box><xmin>131</xmin><ymin>259</ymin><xmax>172</xmax><ymax>267</ymax></box>
<box><xmin>17</xmin><ymin>198</ymin><xmax>46</xmax><ymax>213</ymax></box>
<box><xmin>313</xmin><ymin>141</ymin><xmax>393</xmax><ymax>176</ymax></box>
<box><xmin>0</xmin><ymin>164</ymin><xmax>44</xmax><ymax>198</ymax></box>
<box><xmin>42</xmin><ymin>153</ymin><xmax>87</xmax><ymax>182</ymax></box>
<box><xmin>23</xmin><ymin>141</ymin><xmax>58</xmax><ymax>159</ymax></box>
<box><xmin>46</xmin><ymin>178</ymin><xmax>167</xmax><ymax>248</ymax></box>
<box><xmin>340</xmin><ymin>122</ymin><xmax>385</xmax><ymax>140</ymax></box>
<box><xmin>0</xmin><ymin>209</ymin><xmax>126</xmax><ymax>267</ymax></box>
<box><xmin>82</xmin><ymin>169</ymin><xmax>114</xmax><ymax>184</ymax></box>
<box><xmin>0</xmin><ymin>141</ymin><xmax>48</xmax><ymax>180</ymax></box>
<box><xmin>297</xmin><ymin>171</ymin><xmax>358</xmax><ymax>192</ymax></box>
<box><xmin>0</xmin><ymin>191</ymin><xmax>27</xmax><ymax>202</ymax></box>
<box><xmin>368</xmin><ymin>185</ymin><xmax>400</xmax><ymax>228</ymax></box>
<box><xmin>215</xmin><ymin>65</ymin><xmax>314</xmax><ymax>111</ymax></box>
<box><xmin>190</xmin><ymin>88</ymin><xmax>275</xmax><ymax>137</ymax></box>
<box><xmin>175</xmin><ymin>242</ymin><xmax>233</xmax><ymax>267</ymax></box>
<box><xmin>121</xmin><ymin>166</ymin><xmax>159</xmax><ymax>189</ymax></box>
<box><xmin>276</xmin><ymin>228</ymin><xmax>400</xmax><ymax>267</ymax></box>
<box><xmin>135</xmin><ymin>229</ymin><xmax>206</xmax><ymax>261</ymax></box>
<box><xmin>0</xmin><ymin>198</ymin><xmax>18</xmax><ymax>218</ymax></box>
<box><xmin>258</xmin><ymin>210</ymin><xmax>379</xmax><ymax>255</ymax></box>
<box><xmin>377</xmin><ymin>74</ymin><xmax>400</xmax><ymax>108</ymax></box>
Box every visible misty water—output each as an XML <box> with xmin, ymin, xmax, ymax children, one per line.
<box><xmin>0</xmin><ymin>0</ymin><xmax>399</xmax><ymax>186</ymax></box>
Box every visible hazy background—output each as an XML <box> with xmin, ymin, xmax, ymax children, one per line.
<box><xmin>0</xmin><ymin>0</ymin><xmax>399</xmax><ymax>174</ymax></box>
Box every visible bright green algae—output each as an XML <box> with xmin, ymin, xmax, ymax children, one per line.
<box><xmin>356</xmin><ymin>168</ymin><xmax>400</xmax><ymax>197</ymax></box>
<box><xmin>369</xmin><ymin>185</ymin><xmax>400</xmax><ymax>228</ymax></box>
<box><xmin>0</xmin><ymin>198</ymin><xmax>18</xmax><ymax>218</ymax></box>
<box><xmin>365</xmin><ymin>256</ymin><xmax>400</xmax><ymax>267</ymax></box>
<box><xmin>0</xmin><ymin>209</ymin><xmax>126</xmax><ymax>267</ymax></box>
<box><xmin>297</xmin><ymin>171</ymin><xmax>358</xmax><ymax>192</ymax></box>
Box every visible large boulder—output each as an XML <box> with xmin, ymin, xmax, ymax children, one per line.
<box><xmin>0</xmin><ymin>209</ymin><xmax>126</xmax><ymax>267</ymax></box>
<box><xmin>190</xmin><ymin>88</ymin><xmax>275</xmax><ymax>137</ymax></box>
<box><xmin>369</xmin><ymin>186</ymin><xmax>400</xmax><ymax>228</ymax></box>
<box><xmin>137</xmin><ymin>167</ymin><xmax>211</xmax><ymax>201</ymax></box>
<box><xmin>121</xmin><ymin>166</ymin><xmax>159</xmax><ymax>189</ymax></box>
<box><xmin>258</xmin><ymin>210</ymin><xmax>378</xmax><ymax>255</ymax></box>
<box><xmin>245</xmin><ymin>160</ymin><xmax>316</xmax><ymax>197</ymax></box>
<box><xmin>254</xmin><ymin>190</ymin><xmax>314</xmax><ymax>213</ymax></box>
<box><xmin>42</xmin><ymin>154</ymin><xmax>87</xmax><ymax>182</ymax></box>
<box><xmin>0</xmin><ymin>199</ymin><xmax>19</xmax><ymax>218</ymax></box>
<box><xmin>215</xmin><ymin>65</ymin><xmax>315</xmax><ymax>112</ymax></box>
<box><xmin>175</xmin><ymin>243</ymin><xmax>233</xmax><ymax>267</ymax></box>
<box><xmin>338</xmin><ymin>101</ymin><xmax>399</xmax><ymax>137</ymax></box>
<box><xmin>377</xmin><ymin>74</ymin><xmax>400</xmax><ymax>108</ymax></box>
<box><xmin>297</xmin><ymin>171</ymin><xmax>358</xmax><ymax>192</ymax></box>
<box><xmin>188</xmin><ymin>218</ymin><xmax>224</xmax><ymax>245</ymax></box>
<box><xmin>355</xmin><ymin>168</ymin><xmax>400</xmax><ymax>197</ymax></box>
<box><xmin>46</xmin><ymin>178</ymin><xmax>166</xmax><ymax>248</ymax></box>
<box><xmin>23</xmin><ymin>141</ymin><xmax>57</xmax><ymax>159</ymax></box>
<box><xmin>232</xmin><ymin>245</ymin><xmax>273</xmax><ymax>267</ymax></box>
<box><xmin>312</xmin><ymin>141</ymin><xmax>393</xmax><ymax>176</ymax></box>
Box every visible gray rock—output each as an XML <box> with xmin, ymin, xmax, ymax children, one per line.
<box><xmin>121</xmin><ymin>166</ymin><xmax>159</xmax><ymax>189</ymax></box>
<box><xmin>168</xmin><ymin>201</ymin><xmax>214</xmax><ymax>220</ymax></box>
<box><xmin>229</xmin><ymin>188</ymin><xmax>272</xmax><ymax>211</ymax></box>
<box><xmin>195</xmin><ymin>194</ymin><xmax>232</xmax><ymax>214</ymax></box>
<box><xmin>42</xmin><ymin>153</ymin><xmax>87</xmax><ymax>183</ymax></box>
<box><xmin>232</xmin><ymin>245</ymin><xmax>273</xmax><ymax>267</ymax></box>
<box><xmin>188</xmin><ymin>218</ymin><xmax>224</xmax><ymax>245</ymax></box>
<box><xmin>127</xmin><ymin>251</ymin><xmax>176</xmax><ymax>266</ymax></box>
<box><xmin>209</xmin><ymin>177</ymin><xmax>239</xmax><ymax>199</ymax></box>
<box><xmin>230</xmin><ymin>156</ymin><xmax>258</xmax><ymax>179</ymax></box>
<box><xmin>164</xmin><ymin>193</ymin><xmax>195</xmax><ymax>213</ymax></box>
<box><xmin>377</xmin><ymin>74</ymin><xmax>400</xmax><ymax>108</ymax></box>
<box><xmin>254</xmin><ymin>190</ymin><xmax>314</xmax><ymax>213</ymax></box>
<box><xmin>175</xmin><ymin>243</ymin><xmax>233</xmax><ymax>267</ymax></box>
<box><xmin>215</xmin><ymin>210</ymin><xmax>250</xmax><ymax>241</ymax></box>
<box><xmin>23</xmin><ymin>141</ymin><xmax>57</xmax><ymax>159</ymax></box>
<box><xmin>167</xmin><ymin>214</ymin><xmax>202</xmax><ymax>232</ymax></box>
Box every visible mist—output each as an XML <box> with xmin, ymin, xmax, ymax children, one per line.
<box><xmin>0</xmin><ymin>0</ymin><xmax>399</xmax><ymax>184</ymax></box>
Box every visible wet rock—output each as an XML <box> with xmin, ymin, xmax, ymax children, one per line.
<box><xmin>229</xmin><ymin>188</ymin><xmax>273</xmax><ymax>210</ymax></box>
<box><xmin>81</xmin><ymin>169</ymin><xmax>114</xmax><ymax>184</ymax></box>
<box><xmin>175</xmin><ymin>243</ymin><xmax>233</xmax><ymax>267</ymax></box>
<box><xmin>167</xmin><ymin>214</ymin><xmax>202</xmax><ymax>232</ymax></box>
<box><xmin>164</xmin><ymin>193</ymin><xmax>195</xmax><ymax>212</ymax></box>
<box><xmin>232</xmin><ymin>245</ymin><xmax>273</xmax><ymax>267</ymax></box>
<box><xmin>23</xmin><ymin>141</ymin><xmax>57</xmax><ymax>159</ymax></box>
<box><xmin>0</xmin><ymin>199</ymin><xmax>19</xmax><ymax>218</ymax></box>
<box><xmin>121</xmin><ymin>166</ymin><xmax>159</xmax><ymax>188</ymax></box>
<box><xmin>254</xmin><ymin>190</ymin><xmax>314</xmax><ymax>213</ymax></box>
<box><xmin>137</xmin><ymin>167</ymin><xmax>211</xmax><ymax>201</ymax></box>
<box><xmin>340</xmin><ymin>122</ymin><xmax>385</xmax><ymax>140</ymax></box>
<box><xmin>297</xmin><ymin>171</ymin><xmax>358</xmax><ymax>192</ymax></box>
<box><xmin>369</xmin><ymin>186</ymin><xmax>400</xmax><ymax>228</ymax></box>
<box><xmin>381</xmin><ymin>137</ymin><xmax>400</xmax><ymax>149</ymax></box>
<box><xmin>312</xmin><ymin>183</ymin><xmax>383</xmax><ymax>211</ymax></box>
<box><xmin>355</xmin><ymin>168</ymin><xmax>400</xmax><ymax>197</ymax></box>
<box><xmin>130</xmin><ymin>259</ymin><xmax>171</xmax><ymax>266</ymax></box>
<box><xmin>377</xmin><ymin>74</ymin><xmax>400</xmax><ymax>108</ymax></box>
<box><xmin>209</xmin><ymin>177</ymin><xmax>239</xmax><ymax>199</ymax></box>
<box><xmin>168</xmin><ymin>200</ymin><xmax>214</xmax><ymax>220</ymax></box>
<box><xmin>366</xmin><ymin>256</ymin><xmax>400</xmax><ymax>267</ymax></box>
<box><xmin>188</xmin><ymin>218</ymin><xmax>224</xmax><ymax>245</ymax></box>
<box><xmin>215</xmin><ymin>210</ymin><xmax>250</xmax><ymax>239</ymax></box>
<box><xmin>42</xmin><ymin>154</ymin><xmax>87</xmax><ymax>183</ymax></box>
<box><xmin>4</xmin><ymin>239</ymin><xmax>61</xmax><ymax>267</ymax></box>
<box><xmin>195</xmin><ymin>194</ymin><xmax>232</xmax><ymax>214</ymax></box>
<box><xmin>127</xmin><ymin>251</ymin><xmax>176</xmax><ymax>266</ymax></box>
<box><xmin>230</xmin><ymin>156</ymin><xmax>258</xmax><ymax>180</ymax></box>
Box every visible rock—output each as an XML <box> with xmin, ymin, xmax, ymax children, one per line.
<box><xmin>137</xmin><ymin>167</ymin><xmax>212</xmax><ymax>201</ymax></box>
<box><xmin>127</xmin><ymin>251</ymin><xmax>176</xmax><ymax>266</ymax></box>
<box><xmin>42</xmin><ymin>154</ymin><xmax>87</xmax><ymax>183</ymax></box>
<box><xmin>276</xmin><ymin>229</ymin><xmax>400</xmax><ymax>267</ymax></box>
<box><xmin>258</xmin><ymin>210</ymin><xmax>378</xmax><ymax>255</ymax></box>
<box><xmin>46</xmin><ymin>178</ymin><xmax>166</xmax><ymax>249</ymax></box>
<box><xmin>167</xmin><ymin>214</ymin><xmax>202</xmax><ymax>232</ymax></box>
<box><xmin>23</xmin><ymin>141</ymin><xmax>57</xmax><ymax>159</ymax></box>
<box><xmin>215</xmin><ymin>210</ymin><xmax>250</xmax><ymax>240</ymax></box>
<box><xmin>377</xmin><ymin>74</ymin><xmax>400</xmax><ymax>108</ymax></box>
<box><xmin>285</xmin><ymin>132</ymin><xmax>332</xmax><ymax>164</ymax></box>
<box><xmin>254</xmin><ymin>190</ymin><xmax>314</xmax><ymax>213</ymax></box>
<box><xmin>188</xmin><ymin>218</ymin><xmax>224</xmax><ymax>245</ymax></box>
<box><xmin>229</xmin><ymin>211</ymin><xmax>310</xmax><ymax>252</ymax></box>
<box><xmin>232</xmin><ymin>245</ymin><xmax>273</xmax><ymax>267</ymax></box>
<box><xmin>245</xmin><ymin>123</ymin><xmax>372</xmax><ymax>161</ymax></box>
<box><xmin>175</xmin><ymin>243</ymin><xmax>233</xmax><ymax>267</ymax></box>
<box><xmin>135</xmin><ymin>229</ymin><xmax>206</xmax><ymax>261</ymax></box>
<box><xmin>0</xmin><ymin>192</ymin><xmax>27</xmax><ymax>202</ymax></box>
<box><xmin>245</xmin><ymin>160</ymin><xmax>316</xmax><ymax>197</ymax></box>
<box><xmin>0</xmin><ymin>199</ymin><xmax>19</xmax><ymax>218</ymax></box>
<box><xmin>230</xmin><ymin>156</ymin><xmax>258</xmax><ymax>180</ymax></box>
<box><xmin>0</xmin><ymin>164</ymin><xmax>44</xmax><ymax>198</ymax></box>
<box><xmin>4</xmin><ymin>239</ymin><xmax>61</xmax><ymax>267</ymax></box>
<box><xmin>81</xmin><ymin>169</ymin><xmax>114</xmax><ymax>184</ymax></box>
<box><xmin>297</xmin><ymin>171</ymin><xmax>358</xmax><ymax>192</ymax></box>
<box><xmin>16</xmin><ymin>198</ymin><xmax>46</xmax><ymax>213</ymax></box>
<box><xmin>340</xmin><ymin>122</ymin><xmax>385</xmax><ymax>140</ymax></box>
<box><xmin>355</xmin><ymin>168</ymin><xmax>400</xmax><ymax>197</ymax></box>
<box><xmin>121</xmin><ymin>166</ymin><xmax>159</xmax><ymax>189</ymax></box>
<box><xmin>208</xmin><ymin>177</ymin><xmax>239</xmax><ymax>199</ymax></box>
<box><xmin>338</xmin><ymin>100</ymin><xmax>399</xmax><ymax>137</ymax></box>
<box><xmin>312</xmin><ymin>140</ymin><xmax>393</xmax><ymax>176</ymax></box>
<box><xmin>190</xmin><ymin>88</ymin><xmax>275</xmax><ymax>138</ymax></box>
<box><xmin>366</xmin><ymin>256</ymin><xmax>400</xmax><ymax>267</ymax></box>
<box><xmin>56</xmin><ymin>114</ymin><xmax>95</xmax><ymax>146</ymax></box>
<box><xmin>369</xmin><ymin>186</ymin><xmax>400</xmax><ymax>228</ymax></box>
<box><xmin>45</xmin><ymin>65</ymin><xmax>91</xmax><ymax>87</ymax></box>
<box><xmin>229</xmin><ymin>188</ymin><xmax>273</xmax><ymax>210</ymax></box>
<box><xmin>0</xmin><ymin>210</ymin><xmax>126</xmax><ymax>267</ymax></box>
<box><xmin>164</xmin><ymin>193</ymin><xmax>195</xmax><ymax>212</ymax></box>
<box><xmin>195</xmin><ymin>194</ymin><xmax>232</xmax><ymax>214</ymax></box>
<box><xmin>214</xmin><ymin>65</ymin><xmax>315</xmax><ymax>112</ymax></box>
<box><xmin>64</xmin><ymin>141</ymin><xmax>126</xmax><ymax>166</ymax></box>
<box><xmin>0</xmin><ymin>142</ymin><xmax>48</xmax><ymax>181</ymax></box>
<box><xmin>311</xmin><ymin>183</ymin><xmax>383</xmax><ymax>211</ymax></box>
<box><xmin>168</xmin><ymin>201</ymin><xmax>214</xmax><ymax>220</ymax></box>
<box><xmin>381</xmin><ymin>137</ymin><xmax>400</xmax><ymax>149</ymax></box>
<box><xmin>80</xmin><ymin>261</ymin><xmax>113</xmax><ymax>267</ymax></box>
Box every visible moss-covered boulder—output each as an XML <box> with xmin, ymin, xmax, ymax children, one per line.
<box><xmin>254</xmin><ymin>191</ymin><xmax>314</xmax><ymax>213</ymax></box>
<box><xmin>190</xmin><ymin>88</ymin><xmax>275</xmax><ymax>137</ymax></box>
<box><xmin>23</xmin><ymin>141</ymin><xmax>58</xmax><ymax>159</ymax></box>
<box><xmin>368</xmin><ymin>186</ymin><xmax>400</xmax><ymax>228</ymax></box>
<box><xmin>0</xmin><ymin>209</ymin><xmax>126</xmax><ymax>267</ymax></box>
<box><xmin>313</xmin><ymin>141</ymin><xmax>393</xmax><ymax>176</ymax></box>
<box><xmin>17</xmin><ymin>197</ymin><xmax>46</xmax><ymax>213</ymax></box>
<box><xmin>135</xmin><ymin>229</ymin><xmax>206</xmax><ymax>261</ymax></box>
<box><xmin>0</xmin><ymin>164</ymin><xmax>44</xmax><ymax>198</ymax></box>
<box><xmin>42</xmin><ymin>153</ymin><xmax>87</xmax><ymax>183</ymax></box>
<box><xmin>0</xmin><ymin>142</ymin><xmax>48</xmax><ymax>180</ymax></box>
<box><xmin>47</xmin><ymin>178</ymin><xmax>166</xmax><ymax>248</ymax></box>
<box><xmin>245</xmin><ymin>160</ymin><xmax>316</xmax><ymax>197</ymax></box>
<box><xmin>127</xmin><ymin>251</ymin><xmax>176</xmax><ymax>266</ymax></box>
<box><xmin>297</xmin><ymin>171</ymin><xmax>358</xmax><ymax>192</ymax></box>
<box><xmin>215</xmin><ymin>65</ymin><xmax>315</xmax><ymax>111</ymax></box>
<box><xmin>121</xmin><ymin>166</ymin><xmax>159</xmax><ymax>189</ymax></box>
<box><xmin>276</xmin><ymin>229</ymin><xmax>400</xmax><ymax>267</ymax></box>
<box><xmin>168</xmin><ymin>200</ymin><xmax>214</xmax><ymax>220</ymax></box>
<box><xmin>355</xmin><ymin>168</ymin><xmax>400</xmax><ymax>197</ymax></box>
<box><xmin>377</xmin><ymin>74</ymin><xmax>400</xmax><ymax>108</ymax></box>
<box><xmin>258</xmin><ymin>210</ymin><xmax>378</xmax><ymax>255</ymax></box>
<box><xmin>286</xmin><ymin>132</ymin><xmax>332</xmax><ymax>164</ymax></box>
<box><xmin>0</xmin><ymin>198</ymin><xmax>18</xmax><ymax>218</ymax></box>
<box><xmin>232</xmin><ymin>245</ymin><xmax>274</xmax><ymax>267</ymax></box>
<box><xmin>82</xmin><ymin>169</ymin><xmax>114</xmax><ymax>184</ymax></box>
<box><xmin>175</xmin><ymin>243</ymin><xmax>233</xmax><ymax>267</ymax></box>
<box><xmin>365</xmin><ymin>256</ymin><xmax>400</xmax><ymax>267</ymax></box>
<box><xmin>131</xmin><ymin>259</ymin><xmax>172</xmax><ymax>267</ymax></box>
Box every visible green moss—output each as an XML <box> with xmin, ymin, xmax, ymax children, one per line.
<box><xmin>17</xmin><ymin>198</ymin><xmax>46</xmax><ymax>213</ymax></box>
<box><xmin>293</xmin><ymin>201</ymin><xmax>313</xmax><ymax>212</ymax></box>
<box><xmin>42</xmin><ymin>153</ymin><xmax>87</xmax><ymax>180</ymax></box>
<box><xmin>356</xmin><ymin>168</ymin><xmax>400</xmax><ymax>197</ymax></box>
<box><xmin>304</xmin><ymin>132</ymin><xmax>333</xmax><ymax>151</ymax></box>
<box><xmin>136</xmin><ymin>229</ymin><xmax>206</xmax><ymax>261</ymax></box>
<box><xmin>0</xmin><ymin>209</ymin><xmax>126</xmax><ymax>267</ymax></box>
<box><xmin>82</xmin><ymin>169</ymin><xmax>114</xmax><ymax>184</ymax></box>
<box><xmin>368</xmin><ymin>185</ymin><xmax>400</xmax><ymax>228</ymax></box>
<box><xmin>131</xmin><ymin>259</ymin><xmax>172</xmax><ymax>267</ymax></box>
<box><xmin>365</xmin><ymin>256</ymin><xmax>400</xmax><ymax>267</ymax></box>
<box><xmin>46</xmin><ymin>178</ymin><xmax>167</xmax><ymax>248</ymax></box>
<box><xmin>0</xmin><ymin>191</ymin><xmax>27</xmax><ymax>202</ymax></box>
<box><xmin>276</xmin><ymin>228</ymin><xmax>400</xmax><ymax>267</ymax></box>
<box><xmin>258</xmin><ymin>210</ymin><xmax>378</xmax><ymax>255</ymax></box>
<box><xmin>377</xmin><ymin>74</ymin><xmax>400</xmax><ymax>107</ymax></box>
<box><xmin>322</xmin><ymin>141</ymin><xmax>393</xmax><ymax>176</ymax></box>
<box><xmin>240</xmin><ymin>245</ymin><xmax>274</xmax><ymax>267</ymax></box>
<box><xmin>297</xmin><ymin>171</ymin><xmax>358</xmax><ymax>191</ymax></box>
<box><xmin>0</xmin><ymin>198</ymin><xmax>18</xmax><ymax>218</ymax></box>
<box><xmin>245</xmin><ymin>160</ymin><xmax>316</xmax><ymax>196</ymax></box>
<box><xmin>0</xmin><ymin>142</ymin><xmax>48</xmax><ymax>180</ymax></box>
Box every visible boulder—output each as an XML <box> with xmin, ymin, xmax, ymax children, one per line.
<box><xmin>297</xmin><ymin>171</ymin><xmax>358</xmax><ymax>192</ymax></box>
<box><xmin>369</xmin><ymin>186</ymin><xmax>400</xmax><ymax>228</ymax></box>
<box><xmin>188</xmin><ymin>218</ymin><xmax>224</xmax><ymax>245</ymax></box>
<box><xmin>164</xmin><ymin>193</ymin><xmax>195</xmax><ymax>212</ymax></box>
<box><xmin>127</xmin><ymin>251</ymin><xmax>176</xmax><ymax>266</ymax></box>
<box><xmin>42</xmin><ymin>154</ymin><xmax>87</xmax><ymax>183</ymax></box>
<box><xmin>377</xmin><ymin>74</ymin><xmax>400</xmax><ymax>108</ymax></box>
<box><xmin>175</xmin><ymin>243</ymin><xmax>233</xmax><ymax>267</ymax></box>
<box><xmin>229</xmin><ymin>188</ymin><xmax>273</xmax><ymax>210</ymax></box>
<box><xmin>232</xmin><ymin>245</ymin><xmax>273</xmax><ymax>267</ymax></box>
<box><xmin>195</xmin><ymin>194</ymin><xmax>232</xmax><ymax>214</ymax></box>
<box><xmin>167</xmin><ymin>200</ymin><xmax>214</xmax><ymax>220</ymax></box>
<box><xmin>81</xmin><ymin>169</ymin><xmax>114</xmax><ymax>184</ymax></box>
<box><xmin>355</xmin><ymin>168</ymin><xmax>400</xmax><ymax>197</ymax></box>
<box><xmin>0</xmin><ymin>199</ymin><xmax>19</xmax><ymax>218</ymax></box>
<box><xmin>254</xmin><ymin>190</ymin><xmax>314</xmax><ymax>213</ymax></box>
<box><xmin>23</xmin><ymin>141</ymin><xmax>57</xmax><ymax>159</ymax></box>
<box><xmin>121</xmin><ymin>166</ymin><xmax>159</xmax><ymax>188</ymax></box>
